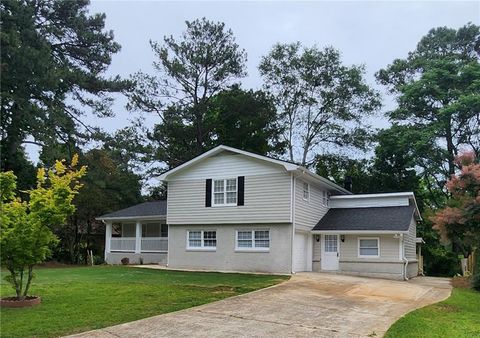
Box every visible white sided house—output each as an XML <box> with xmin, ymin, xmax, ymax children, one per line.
<box><xmin>98</xmin><ymin>145</ymin><xmax>422</xmax><ymax>280</ymax></box>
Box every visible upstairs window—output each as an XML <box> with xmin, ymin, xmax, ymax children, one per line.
<box><xmin>322</xmin><ymin>191</ymin><xmax>330</xmax><ymax>206</ymax></box>
<box><xmin>213</xmin><ymin>178</ymin><xmax>237</xmax><ymax>206</ymax></box>
<box><xmin>303</xmin><ymin>182</ymin><xmax>310</xmax><ymax>201</ymax></box>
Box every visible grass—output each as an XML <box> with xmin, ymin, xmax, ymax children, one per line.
<box><xmin>385</xmin><ymin>287</ymin><xmax>480</xmax><ymax>338</ymax></box>
<box><xmin>0</xmin><ymin>266</ymin><xmax>288</xmax><ymax>337</ymax></box>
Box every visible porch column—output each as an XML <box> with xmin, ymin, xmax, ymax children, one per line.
<box><xmin>105</xmin><ymin>222</ymin><xmax>112</xmax><ymax>255</ymax></box>
<box><xmin>135</xmin><ymin>221</ymin><xmax>142</xmax><ymax>253</ymax></box>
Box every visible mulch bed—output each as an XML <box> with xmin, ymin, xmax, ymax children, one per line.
<box><xmin>0</xmin><ymin>296</ymin><xmax>41</xmax><ymax>308</ymax></box>
<box><xmin>451</xmin><ymin>276</ymin><xmax>472</xmax><ymax>289</ymax></box>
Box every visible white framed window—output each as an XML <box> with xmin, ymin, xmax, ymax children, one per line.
<box><xmin>302</xmin><ymin>182</ymin><xmax>309</xmax><ymax>201</ymax></box>
<box><xmin>213</xmin><ymin>178</ymin><xmax>237</xmax><ymax>206</ymax></box>
<box><xmin>235</xmin><ymin>230</ymin><xmax>270</xmax><ymax>251</ymax></box>
<box><xmin>322</xmin><ymin>190</ymin><xmax>330</xmax><ymax>206</ymax></box>
<box><xmin>187</xmin><ymin>230</ymin><xmax>217</xmax><ymax>250</ymax></box>
<box><xmin>358</xmin><ymin>237</ymin><xmax>380</xmax><ymax>258</ymax></box>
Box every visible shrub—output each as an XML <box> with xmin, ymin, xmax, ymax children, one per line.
<box><xmin>472</xmin><ymin>273</ymin><xmax>480</xmax><ymax>291</ymax></box>
<box><xmin>121</xmin><ymin>257</ymin><xmax>129</xmax><ymax>265</ymax></box>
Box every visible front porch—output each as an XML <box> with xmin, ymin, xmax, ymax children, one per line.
<box><xmin>105</xmin><ymin>221</ymin><xmax>168</xmax><ymax>264</ymax></box>
<box><xmin>97</xmin><ymin>201</ymin><xmax>169</xmax><ymax>264</ymax></box>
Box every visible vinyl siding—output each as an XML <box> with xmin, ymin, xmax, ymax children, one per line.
<box><xmin>294</xmin><ymin>179</ymin><xmax>329</xmax><ymax>231</ymax></box>
<box><xmin>169</xmin><ymin>152</ymin><xmax>284</xmax><ymax>181</ymax></box>
<box><xmin>404</xmin><ymin>217</ymin><xmax>417</xmax><ymax>260</ymax></box>
<box><xmin>167</xmin><ymin>172</ymin><xmax>292</xmax><ymax>224</ymax></box>
<box><xmin>168</xmin><ymin>224</ymin><xmax>292</xmax><ymax>274</ymax></box>
<box><xmin>340</xmin><ymin>234</ymin><xmax>400</xmax><ymax>262</ymax></box>
<box><xmin>330</xmin><ymin>195</ymin><xmax>410</xmax><ymax>209</ymax></box>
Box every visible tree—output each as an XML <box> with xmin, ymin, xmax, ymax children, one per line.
<box><xmin>0</xmin><ymin>0</ymin><xmax>129</xmax><ymax>188</ymax></box>
<box><xmin>0</xmin><ymin>156</ymin><xmax>86</xmax><ymax>300</ymax></box>
<box><xmin>432</xmin><ymin>151</ymin><xmax>480</xmax><ymax>258</ymax></box>
<box><xmin>376</xmin><ymin>23</ymin><xmax>480</xmax><ymax>198</ymax></box>
<box><xmin>205</xmin><ymin>85</ymin><xmax>285</xmax><ymax>155</ymax></box>
<box><xmin>127</xmin><ymin>18</ymin><xmax>247</xmax><ymax>166</ymax></box>
<box><xmin>259</xmin><ymin>42</ymin><xmax>381</xmax><ymax>165</ymax></box>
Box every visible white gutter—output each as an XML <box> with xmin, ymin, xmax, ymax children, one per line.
<box><xmin>95</xmin><ymin>215</ymin><xmax>167</xmax><ymax>221</ymax></box>
<box><xmin>311</xmin><ymin>230</ymin><xmax>409</xmax><ymax>235</ymax></box>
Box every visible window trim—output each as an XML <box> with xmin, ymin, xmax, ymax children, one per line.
<box><xmin>212</xmin><ymin>177</ymin><xmax>238</xmax><ymax>207</ymax></box>
<box><xmin>302</xmin><ymin>182</ymin><xmax>310</xmax><ymax>201</ymax></box>
<box><xmin>235</xmin><ymin>229</ymin><xmax>270</xmax><ymax>252</ymax></box>
<box><xmin>322</xmin><ymin>190</ymin><xmax>330</xmax><ymax>207</ymax></box>
<box><xmin>358</xmin><ymin>237</ymin><xmax>380</xmax><ymax>258</ymax></box>
<box><xmin>186</xmin><ymin>230</ymin><xmax>217</xmax><ymax>251</ymax></box>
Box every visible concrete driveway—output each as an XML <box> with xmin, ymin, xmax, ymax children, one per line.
<box><xmin>69</xmin><ymin>273</ymin><xmax>451</xmax><ymax>338</ymax></box>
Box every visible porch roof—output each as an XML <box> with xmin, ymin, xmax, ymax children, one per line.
<box><xmin>312</xmin><ymin>206</ymin><xmax>415</xmax><ymax>233</ymax></box>
<box><xmin>97</xmin><ymin>201</ymin><xmax>167</xmax><ymax>221</ymax></box>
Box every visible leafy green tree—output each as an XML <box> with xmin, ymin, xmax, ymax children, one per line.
<box><xmin>205</xmin><ymin>85</ymin><xmax>285</xmax><ymax>155</ymax></box>
<box><xmin>0</xmin><ymin>0</ymin><xmax>129</xmax><ymax>188</ymax></box>
<box><xmin>314</xmin><ymin>154</ymin><xmax>374</xmax><ymax>193</ymax></box>
<box><xmin>0</xmin><ymin>156</ymin><xmax>86</xmax><ymax>299</ymax></box>
<box><xmin>127</xmin><ymin>18</ymin><xmax>247</xmax><ymax>165</ymax></box>
<box><xmin>260</xmin><ymin>42</ymin><xmax>381</xmax><ymax>165</ymax></box>
<box><xmin>376</xmin><ymin>23</ymin><xmax>480</xmax><ymax>196</ymax></box>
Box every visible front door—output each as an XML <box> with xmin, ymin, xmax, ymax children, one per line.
<box><xmin>321</xmin><ymin>234</ymin><xmax>339</xmax><ymax>270</ymax></box>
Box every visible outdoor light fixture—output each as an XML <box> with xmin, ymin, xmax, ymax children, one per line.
<box><xmin>340</xmin><ymin>235</ymin><xmax>345</xmax><ymax>242</ymax></box>
<box><xmin>315</xmin><ymin>235</ymin><xmax>320</xmax><ymax>242</ymax></box>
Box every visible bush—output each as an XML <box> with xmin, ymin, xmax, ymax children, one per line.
<box><xmin>120</xmin><ymin>257</ymin><xmax>129</xmax><ymax>265</ymax></box>
<box><xmin>472</xmin><ymin>273</ymin><xmax>480</xmax><ymax>291</ymax></box>
<box><xmin>93</xmin><ymin>255</ymin><xmax>104</xmax><ymax>265</ymax></box>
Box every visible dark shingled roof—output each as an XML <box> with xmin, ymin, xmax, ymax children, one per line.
<box><xmin>98</xmin><ymin>201</ymin><xmax>167</xmax><ymax>219</ymax></box>
<box><xmin>313</xmin><ymin>206</ymin><xmax>415</xmax><ymax>232</ymax></box>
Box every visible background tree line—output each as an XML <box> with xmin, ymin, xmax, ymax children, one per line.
<box><xmin>1</xmin><ymin>1</ymin><xmax>478</xmax><ymax>274</ymax></box>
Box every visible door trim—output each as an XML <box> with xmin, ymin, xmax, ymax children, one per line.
<box><xmin>321</xmin><ymin>234</ymin><xmax>340</xmax><ymax>271</ymax></box>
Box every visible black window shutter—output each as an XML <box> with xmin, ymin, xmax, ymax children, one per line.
<box><xmin>205</xmin><ymin>179</ymin><xmax>212</xmax><ymax>207</ymax></box>
<box><xmin>237</xmin><ymin>176</ymin><xmax>245</xmax><ymax>206</ymax></box>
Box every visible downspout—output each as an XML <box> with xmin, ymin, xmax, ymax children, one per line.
<box><xmin>400</xmin><ymin>234</ymin><xmax>409</xmax><ymax>281</ymax></box>
<box><xmin>290</xmin><ymin>173</ymin><xmax>296</xmax><ymax>274</ymax></box>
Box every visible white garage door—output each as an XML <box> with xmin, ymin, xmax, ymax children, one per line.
<box><xmin>293</xmin><ymin>232</ymin><xmax>309</xmax><ymax>272</ymax></box>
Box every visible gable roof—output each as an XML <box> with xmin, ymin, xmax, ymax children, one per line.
<box><xmin>312</xmin><ymin>206</ymin><xmax>415</xmax><ymax>233</ymax></box>
<box><xmin>157</xmin><ymin>145</ymin><xmax>351</xmax><ymax>194</ymax></box>
<box><xmin>96</xmin><ymin>201</ymin><xmax>167</xmax><ymax>221</ymax></box>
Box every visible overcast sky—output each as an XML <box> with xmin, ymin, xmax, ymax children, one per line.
<box><xmin>25</xmin><ymin>1</ymin><xmax>480</xmax><ymax>162</ymax></box>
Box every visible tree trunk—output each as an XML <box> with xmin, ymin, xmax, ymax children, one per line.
<box><xmin>445</xmin><ymin>116</ymin><xmax>456</xmax><ymax>177</ymax></box>
<box><xmin>23</xmin><ymin>266</ymin><xmax>34</xmax><ymax>298</ymax></box>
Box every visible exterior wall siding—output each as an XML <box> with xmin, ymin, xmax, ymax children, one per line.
<box><xmin>339</xmin><ymin>262</ymin><xmax>405</xmax><ymax>280</ymax></box>
<box><xmin>330</xmin><ymin>195</ymin><xmax>410</xmax><ymax>209</ymax></box>
<box><xmin>168</xmin><ymin>224</ymin><xmax>292</xmax><ymax>274</ymax></box>
<box><xmin>167</xmin><ymin>173</ymin><xmax>292</xmax><ymax>224</ymax></box>
<box><xmin>340</xmin><ymin>234</ymin><xmax>400</xmax><ymax>262</ymax></box>
<box><xmin>404</xmin><ymin>217</ymin><xmax>417</xmax><ymax>260</ymax></box>
<box><xmin>294</xmin><ymin>178</ymin><xmax>329</xmax><ymax>231</ymax></box>
<box><xmin>169</xmin><ymin>153</ymin><xmax>285</xmax><ymax>181</ymax></box>
<box><xmin>105</xmin><ymin>252</ymin><xmax>167</xmax><ymax>264</ymax></box>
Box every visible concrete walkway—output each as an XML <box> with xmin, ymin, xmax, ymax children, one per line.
<box><xmin>68</xmin><ymin>273</ymin><xmax>451</xmax><ymax>338</ymax></box>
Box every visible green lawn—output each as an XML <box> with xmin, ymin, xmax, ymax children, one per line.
<box><xmin>0</xmin><ymin>266</ymin><xmax>288</xmax><ymax>338</ymax></box>
<box><xmin>385</xmin><ymin>288</ymin><xmax>480</xmax><ymax>338</ymax></box>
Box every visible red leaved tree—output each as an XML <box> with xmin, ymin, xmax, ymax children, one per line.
<box><xmin>431</xmin><ymin>151</ymin><xmax>480</xmax><ymax>258</ymax></box>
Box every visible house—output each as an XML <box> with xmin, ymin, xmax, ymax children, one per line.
<box><xmin>98</xmin><ymin>145</ymin><xmax>421</xmax><ymax>280</ymax></box>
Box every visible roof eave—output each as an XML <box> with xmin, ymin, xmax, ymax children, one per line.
<box><xmin>157</xmin><ymin>145</ymin><xmax>299</xmax><ymax>181</ymax></box>
<box><xmin>96</xmin><ymin>215</ymin><xmax>167</xmax><ymax>222</ymax></box>
<box><xmin>296</xmin><ymin>168</ymin><xmax>352</xmax><ymax>195</ymax></box>
<box><xmin>311</xmin><ymin>230</ymin><xmax>409</xmax><ymax>234</ymax></box>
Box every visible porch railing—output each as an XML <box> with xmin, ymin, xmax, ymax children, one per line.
<box><xmin>110</xmin><ymin>237</ymin><xmax>168</xmax><ymax>253</ymax></box>
<box><xmin>110</xmin><ymin>237</ymin><xmax>136</xmax><ymax>252</ymax></box>
<box><xmin>141</xmin><ymin>237</ymin><xmax>168</xmax><ymax>252</ymax></box>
